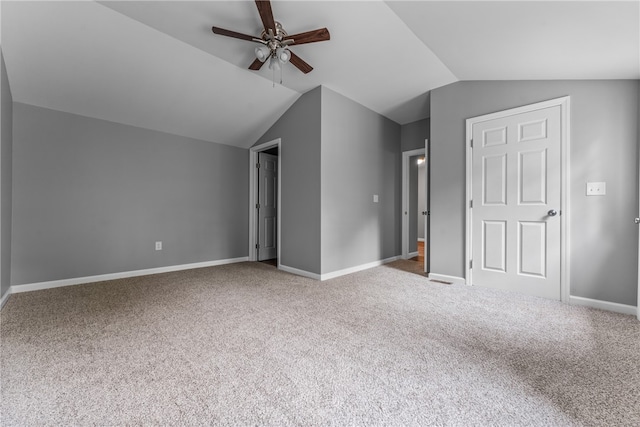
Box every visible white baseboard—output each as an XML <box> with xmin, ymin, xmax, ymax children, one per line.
<box><xmin>417</xmin><ymin>238</ymin><xmax>425</xmax><ymax>242</ymax></box>
<box><xmin>278</xmin><ymin>264</ymin><xmax>321</xmax><ymax>280</ymax></box>
<box><xmin>320</xmin><ymin>256</ymin><xmax>401</xmax><ymax>281</ymax></box>
<box><xmin>428</xmin><ymin>272</ymin><xmax>466</xmax><ymax>285</ymax></box>
<box><xmin>279</xmin><ymin>257</ymin><xmax>402</xmax><ymax>282</ymax></box>
<box><xmin>10</xmin><ymin>257</ymin><xmax>249</xmax><ymax>294</ymax></box>
<box><xmin>0</xmin><ymin>289</ymin><xmax>11</xmax><ymax>310</ymax></box>
<box><xmin>569</xmin><ymin>295</ymin><xmax>637</xmax><ymax>316</ymax></box>
<box><xmin>408</xmin><ymin>251</ymin><xmax>419</xmax><ymax>258</ymax></box>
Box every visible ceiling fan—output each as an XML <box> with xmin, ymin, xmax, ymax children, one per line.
<box><xmin>211</xmin><ymin>0</ymin><xmax>330</xmax><ymax>74</ymax></box>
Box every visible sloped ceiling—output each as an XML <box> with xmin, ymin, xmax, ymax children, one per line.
<box><xmin>2</xmin><ymin>1</ymin><xmax>638</xmax><ymax>149</ymax></box>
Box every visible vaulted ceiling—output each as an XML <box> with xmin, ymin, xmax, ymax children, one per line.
<box><xmin>2</xmin><ymin>1</ymin><xmax>638</xmax><ymax>148</ymax></box>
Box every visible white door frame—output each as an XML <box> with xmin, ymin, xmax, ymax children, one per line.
<box><xmin>402</xmin><ymin>145</ymin><xmax>428</xmax><ymax>273</ymax></box>
<box><xmin>465</xmin><ymin>97</ymin><xmax>571</xmax><ymax>303</ymax></box>
<box><xmin>249</xmin><ymin>138</ymin><xmax>281</xmax><ymax>267</ymax></box>
<box><xmin>424</xmin><ymin>139</ymin><xmax>430</xmax><ymax>274</ymax></box>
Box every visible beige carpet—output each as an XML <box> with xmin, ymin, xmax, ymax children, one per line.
<box><xmin>1</xmin><ymin>260</ymin><xmax>639</xmax><ymax>426</ymax></box>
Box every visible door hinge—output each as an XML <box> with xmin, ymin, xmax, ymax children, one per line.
<box><xmin>256</xmin><ymin>203</ymin><xmax>260</xmax><ymax>209</ymax></box>
<box><xmin>470</xmin><ymin>200</ymin><xmax>473</xmax><ymax>208</ymax></box>
<box><xmin>470</xmin><ymin>260</ymin><xmax>473</xmax><ymax>269</ymax></box>
<box><xmin>256</xmin><ymin>162</ymin><xmax>260</xmax><ymax>169</ymax></box>
<box><xmin>470</xmin><ymin>139</ymin><xmax>473</xmax><ymax>148</ymax></box>
<box><xmin>256</xmin><ymin>243</ymin><xmax>260</xmax><ymax>249</ymax></box>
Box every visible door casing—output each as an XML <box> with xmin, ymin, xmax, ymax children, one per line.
<box><xmin>465</xmin><ymin>97</ymin><xmax>570</xmax><ymax>303</ymax></box>
<box><xmin>249</xmin><ymin>138</ymin><xmax>281</xmax><ymax>266</ymax></box>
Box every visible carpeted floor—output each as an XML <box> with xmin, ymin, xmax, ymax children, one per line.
<box><xmin>1</xmin><ymin>260</ymin><xmax>639</xmax><ymax>426</ymax></box>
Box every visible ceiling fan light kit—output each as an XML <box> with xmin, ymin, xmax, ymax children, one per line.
<box><xmin>268</xmin><ymin>56</ymin><xmax>281</xmax><ymax>71</ymax></box>
<box><xmin>211</xmin><ymin>0</ymin><xmax>330</xmax><ymax>84</ymax></box>
<box><xmin>253</xmin><ymin>23</ymin><xmax>291</xmax><ymax>68</ymax></box>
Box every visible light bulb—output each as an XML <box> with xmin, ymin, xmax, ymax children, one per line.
<box><xmin>276</xmin><ymin>47</ymin><xmax>291</xmax><ymax>63</ymax></box>
<box><xmin>255</xmin><ymin>45</ymin><xmax>270</xmax><ymax>62</ymax></box>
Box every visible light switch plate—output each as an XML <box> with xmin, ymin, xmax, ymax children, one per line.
<box><xmin>373</xmin><ymin>194</ymin><xmax>379</xmax><ymax>203</ymax></box>
<box><xmin>586</xmin><ymin>182</ymin><xmax>606</xmax><ymax>196</ymax></box>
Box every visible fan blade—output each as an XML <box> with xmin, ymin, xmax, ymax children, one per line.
<box><xmin>212</xmin><ymin>26</ymin><xmax>256</xmax><ymax>42</ymax></box>
<box><xmin>289</xmin><ymin>52</ymin><xmax>313</xmax><ymax>74</ymax></box>
<box><xmin>255</xmin><ymin>0</ymin><xmax>276</xmax><ymax>33</ymax></box>
<box><xmin>249</xmin><ymin>58</ymin><xmax>266</xmax><ymax>71</ymax></box>
<box><xmin>284</xmin><ymin>28</ymin><xmax>330</xmax><ymax>45</ymax></box>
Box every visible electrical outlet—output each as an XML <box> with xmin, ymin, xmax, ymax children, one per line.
<box><xmin>586</xmin><ymin>182</ymin><xmax>606</xmax><ymax>196</ymax></box>
<box><xmin>155</xmin><ymin>241</ymin><xmax>162</xmax><ymax>251</ymax></box>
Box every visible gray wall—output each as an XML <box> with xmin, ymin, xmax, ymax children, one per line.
<box><xmin>401</xmin><ymin>118</ymin><xmax>430</xmax><ymax>152</ymax></box>
<box><xmin>320</xmin><ymin>87</ymin><xmax>401</xmax><ymax>274</ymax></box>
<box><xmin>430</xmin><ymin>80</ymin><xmax>639</xmax><ymax>306</ymax></box>
<box><xmin>255</xmin><ymin>87</ymin><xmax>322</xmax><ymax>274</ymax></box>
<box><xmin>254</xmin><ymin>86</ymin><xmax>401</xmax><ymax>276</ymax></box>
<box><xmin>1</xmin><ymin>51</ymin><xmax>13</xmax><ymax>298</ymax></box>
<box><xmin>12</xmin><ymin>103</ymin><xmax>248</xmax><ymax>285</ymax></box>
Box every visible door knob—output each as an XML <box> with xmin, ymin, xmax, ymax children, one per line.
<box><xmin>548</xmin><ymin>209</ymin><xmax>558</xmax><ymax>217</ymax></box>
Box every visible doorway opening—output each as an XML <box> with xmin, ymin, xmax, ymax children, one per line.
<box><xmin>402</xmin><ymin>143</ymin><xmax>429</xmax><ymax>274</ymax></box>
<box><xmin>249</xmin><ymin>139</ymin><xmax>281</xmax><ymax>268</ymax></box>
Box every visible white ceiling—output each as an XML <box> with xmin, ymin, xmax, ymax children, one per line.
<box><xmin>2</xmin><ymin>1</ymin><xmax>638</xmax><ymax>149</ymax></box>
<box><xmin>388</xmin><ymin>1</ymin><xmax>640</xmax><ymax>81</ymax></box>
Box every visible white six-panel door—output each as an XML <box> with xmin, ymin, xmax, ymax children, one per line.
<box><xmin>470</xmin><ymin>104</ymin><xmax>562</xmax><ymax>300</ymax></box>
